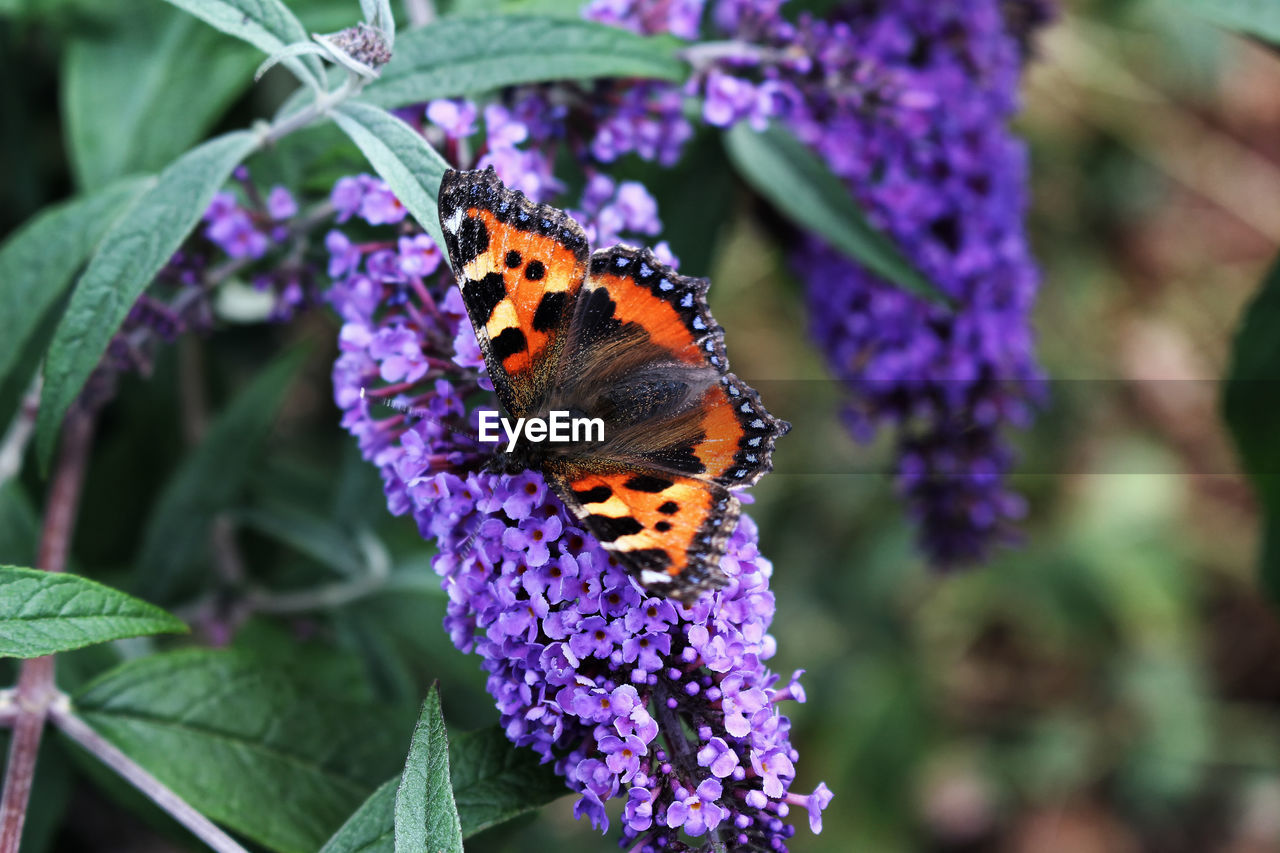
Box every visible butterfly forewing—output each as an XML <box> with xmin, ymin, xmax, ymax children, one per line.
<box><xmin>439</xmin><ymin>169</ymin><xmax>588</xmax><ymax>418</ymax></box>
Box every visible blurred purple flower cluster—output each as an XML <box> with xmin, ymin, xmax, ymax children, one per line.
<box><xmin>324</xmin><ymin>175</ymin><xmax>828</xmax><ymax>847</ymax></box>
<box><xmin>106</xmin><ymin>169</ymin><xmax>312</xmax><ymax>376</ymax></box>
<box><xmin>585</xmin><ymin>0</ymin><xmax>1050</xmax><ymax>565</ymax></box>
<box><xmin>785</xmin><ymin>2</ymin><xmax>1049</xmax><ymax>565</ymax></box>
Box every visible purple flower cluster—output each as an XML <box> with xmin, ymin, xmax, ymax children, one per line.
<box><xmin>200</xmin><ymin>168</ymin><xmax>317</xmax><ymax>321</ymax></box>
<box><xmin>585</xmin><ymin>0</ymin><xmax>1050</xmax><ymax>565</ymax></box>
<box><xmin>325</xmin><ymin>169</ymin><xmax>827</xmax><ymax>847</ymax></box>
<box><xmin>784</xmin><ymin>2</ymin><xmax>1048</xmax><ymax>565</ymax></box>
<box><xmin>103</xmin><ymin>170</ymin><xmax>313</xmax><ymax>377</ymax></box>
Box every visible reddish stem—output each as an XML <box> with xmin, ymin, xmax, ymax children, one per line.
<box><xmin>0</xmin><ymin>405</ymin><xmax>97</xmax><ymax>853</ymax></box>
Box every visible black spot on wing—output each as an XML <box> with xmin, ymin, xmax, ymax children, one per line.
<box><xmin>525</xmin><ymin>260</ymin><xmax>546</xmax><ymax>281</ymax></box>
<box><xmin>505</xmin><ymin>250</ymin><xmax>522</xmax><ymax>268</ymax></box>
<box><xmin>532</xmin><ymin>291</ymin><xmax>567</xmax><ymax>333</ymax></box>
<box><xmin>627</xmin><ymin>548</ymin><xmax>672</xmax><ymax>571</ymax></box>
<box><xmin>587</xmin><ymin>514</ymin><xmax>644</xmax><ymax>542</ymax></box>
<box><xmin>658</xmin><ymin>501</ymin><xmax>679</xmax><ymax>515</ymax></box>
<box><xmin>624</xmin><ymin>474</ymin><xmax>673</xmax><ymax>493</ymax></box>
<box><xmin>466</xmin><ymin>272</ymin><xmax>506</xmax><ymax>323</ymax></box>
<box><xmin>578</xmin><ymin>287</ymin><xmax>622</xmax><ymax>342</ymax></box>
<box><xmin>571</xmin><ymin>484</ymin><xmax>612</xmax><ymax>504</ymax></box>
<box><xmin>643</xmin><ymin>442</ymin><xmax>706</xmax><ymax>476</ymax></box>
<box><xmin>491</xmin><ymin>327</ymin><xmax>528</xmax><ymax>361</ymax></box>
<box><xmin>654</xmin><ymin>520</ymin><xmax>672</xmax><ymax>532</ymax></box>
<box><xmin>456</xmin><ymin>216</ymin><xmax>489</xmax><ymax>265</ymax></box>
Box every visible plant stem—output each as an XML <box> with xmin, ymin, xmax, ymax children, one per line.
<box><xmin>0</xmin><ymin>403</ymin><xmax>97</xmax><ymax>853</ymax></box>
<box><xmin>261</xmin><ymin>73</ymin><xmax>365</xmax><ymax>147</ymax></box>
<box><xmin>49</xmin><ymin>699</ymin><xmax>250</xmax><ymax>853</ymax></box>
<box><xmin>0</xmin><ymin>377</ymin><xmax>40</xmax><ymax>488</ymax></box>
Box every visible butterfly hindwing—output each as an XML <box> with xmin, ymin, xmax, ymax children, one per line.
<box><xmin>439</xmin><ymin>169</ymin><xmax>589</xmax><ymax>417</ymax></box>
<box><xmin>548</xmin><ymin>467</ymin><xmax>740</xmax><ymax>601</ymax></box>
<box><xmin>570</xmin><ymin>246</ymin><xmax>790</xmax><ymax>489</ymax></box>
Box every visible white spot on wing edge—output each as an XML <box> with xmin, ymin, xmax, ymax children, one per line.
<box><xmin>640</xmin><ymin>569</ymin><xmax>671</xmax><ymax>586</ymax></box>
<box><xmin>443</xmin><ymin>207</ymin><xmax>465</xmax><ymax>235</ymax></box>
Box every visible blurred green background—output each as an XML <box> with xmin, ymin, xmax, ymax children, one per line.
<box><xmin>5</xmin><ymin>1</ymin><xmax>1280</xmax><ymax>851</ymax></box>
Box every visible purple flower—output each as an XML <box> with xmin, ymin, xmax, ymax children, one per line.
<box><xmin>267</xmin><ymin>185</ymin><xmax>297</xmax><ymax>220</ymax></box>
<box><xmin>703</xmin><ymin>70</ymin><xmax>758</xmax><ymax>126</ymax></box>
<box><xmin>326</xmin><ymin>230</ymin><xmax>362</xmax><ymax>277</ymax></box>
<box><xmin>697</xmin><ymin>736</ymin><xmax>741</xmax><ymax>778</ymax></box>
<box><xmin>397</xmin><ymin>234</ymin><xmax>442</xmax><ymax>277</ymax></box>
<box><xmin>426</xmin><ymin>98</ymin><xmax>478</xmax><ymax>138</ymax></box>
<box><xmin>369</xmin><ymin>326</ymin><xmax>429</xmax><ymax>383</ymax></box>
<box><xmin>203</xmin><ymin>191</ymin><xmax>268</xmax><ymax>259</ymax></box>
<box><xmin>751</xmin><ymin>747</ymin><xmax>795</xmax><ymax>798</ymax></box>
<box><xmin>624</xmin><ymin>786</ymin><xmax>656</xmax><ymax>832</ymax></box>
<box><xmin>800</xmin><ymin>782</ymin><xmax>833</xmax><ymax>833</ymax></box>
<box><xmin>331</xmin><ymin>176</ymin><xmax>365</xmax><ymax>222</ymax></box>
<box><xmin>666</xmin><ymin>778</ymin><xmax>727</xmax><ymax>837</ymax></box>
<box><xmin>484</xmin><ymin>103</ymin><xmax>529</xmax><ymax>149</ymax></box>
<box><xmin>359</xmin><ymin>179</ymin><xmax>407</xmax><ymax>225</ymax></box>
<box><xmin>600</xmin><ymin>733</ymin><xmax>647</xmax><ymax>781</ymax></box>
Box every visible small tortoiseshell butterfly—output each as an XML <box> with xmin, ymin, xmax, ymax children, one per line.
<box><xmin>438</xmin><ymin>168</ymin><xmax>789</xmax><ymax>602</ymax></box>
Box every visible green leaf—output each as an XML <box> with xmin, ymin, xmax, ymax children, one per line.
<box><xmin>160</xmin><ymin>0</ymin><xmax>324</xmax><ymax>87</ymax></box>
<box><xmin>320</xmin><ymin>777</ymin><xmax>397</xmax><ymax>853</ymax></box>
<box><xmin>0</xmin><ymin>565</ymin><xmax>186</xmax><ymax>658</ymax></box>
<box><xmin>1224</xmin><ymin>254</ymin><xmax>1280</xmax><ymax>602</ymax></box>
<box><xmin>0</xmin><ymin>178</ymin><xmax>147</xmax><ymax>388</ymax></box>
<box><xmin>63</xmin><ymin>1</ymin><xmax>260</xmax><ymax>191</ymax></box>
<box><xmin>321</xmin><ymin>726</ymin><xmax>566</xmax><ymax>851</ymax></box>
<box><xmin>362</xmin><ymin>14</ymin><xmax>685</xmax><ymax>109</ymax></box>
<box><xmin>332</xmin><ymin>101</ymin><xmax>450</xmax><ymax>251</ymax></box>
<box><xmin>395</xmin><ymin>686</ymin><xmax>462</xmax><ymax>853</ymax></box>
<box><xmin>448</xmin><ymin>725</ymin><xmax>565</xmax><ymax>837</ymax></box>
<box><xmin>235</xmin><ymin>503</ymin><xmax>368</xmax><ymax>577</ymax></box>
<box><xmin>74</xmin><ymin>649</ymin><xmax>411</xmax><ymax>853</ymax></box>
<box><xmin>724</xmin><ymin>122</ymin><xmax>948</xmax><ymax>306</ymax></box>
<box><xmin>134</xmin><ymin>348</ymin><xmax>307</xmax><ymax>601</ymax></box>
<box><xmin>37</xmin><ymin>130</ymin><xmax>259</xmax><ymax>471</ymax></box>
<box><xmin>0</xmin><ymin>483</ymin><xmax>39</xmax><ymax>568</ymax></box>
<box><xmin>1174</xmin><ymin>0</ymin><xmax>1280</xmax><ymax>46</ymax></box>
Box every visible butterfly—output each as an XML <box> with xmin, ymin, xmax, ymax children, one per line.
<box><xmin>438</xmin><ymin>168</ymin><xmax>789</xmax><ymax>602</ymax></box>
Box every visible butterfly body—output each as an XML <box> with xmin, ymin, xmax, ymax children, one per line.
<box><xmin>439</xmin><ymin>168</ymin><xmax>788</xmax><ymax>602</ymax></box>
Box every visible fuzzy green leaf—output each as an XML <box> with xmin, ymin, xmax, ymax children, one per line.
<box><xmin>0</xmin><ymin>565</ymin><xmax>186</xmax><ymax>658</ymax></box>
<box><xmin>160</xmin><ymin>0</ymin><xmax>324</xmax><ymax>87</ymax></box>
<box><xmin>362</xmin><ymin>14</ymin><xmax>685</xmax><ymax>109</ymax></box>
<box><xmin>0</xmin><ymin>177</ymin><xmax>147</xmax><ymax>389</ymax></box>
<box><xmin>64</xmin><ymin>0</ymin><xmax>261</xmax><ymax>191</ymax></box>
<box><xmin>321</xmin><ymin>725</ymin><xmax>566</xmax><ymax>852</ymax></box>
<box><xmin>332</xmin><ymin>101</ymin><xmax>450</xmax><ymax>251</ymax></box>
<box><xmin>321</xmin><ymin>778</ymin><xmax>397</xmax><ymax>853</ymax></box>
<box><xmin>725</xmin><ymin>122</ymin><xmax>948</xmax><ymax>306</ymax></box>
<box><xmin>37</xmin><ymin>130</ymin><xmax>259</xmax><ymax>471</ymax></box>
<box><xmin>74</xmin><ymin>649</ymin><xmax>411</xmax><ymax>853</ymax></box>
<box><xmin>133</xmin><ymin>348</ymin><xmax>306</xmax><ymax>601</ymax></box>
<box><xmin>395</xmin><ymin>686</ymin><xmax>462</xmax><ymax>853</ymax></box>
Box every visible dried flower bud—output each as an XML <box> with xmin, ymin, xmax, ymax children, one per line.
<box><xmin>315</xmin><ymin>22</ymin><xmax>392</xmax><ymax>79</ymax></box>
